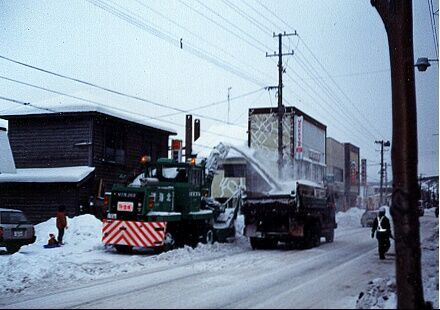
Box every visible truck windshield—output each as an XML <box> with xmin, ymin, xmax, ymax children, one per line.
<box><xmin>1</xmin><ymin>211</ymin><xmax>29</xmax><ymax>224</ymax></box>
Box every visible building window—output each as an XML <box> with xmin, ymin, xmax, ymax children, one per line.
<box><xmin>105</xmin><ymin>125</ymin><xmax>125</xmax><ymax>164</ymax></box>
<box><xmin>334</xmin><ymin>167</ymin><xmax>343</xmax><ymax>182</ymax></box>
<box><xmin>224</xmin><ymin>164</ymin><xmax>246</xmax><ymax>178</ymax></box>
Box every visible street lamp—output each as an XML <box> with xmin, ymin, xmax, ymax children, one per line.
<box><xmin>415</xmin><ymin>57</ymin><xmax>439</xmax><ymax>72</ymax></box>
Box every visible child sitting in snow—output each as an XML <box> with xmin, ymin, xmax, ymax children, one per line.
<box><xmin>46</xmin><ymin>233</ymin><xmax>59</xmax><ymax>247</ymax></box>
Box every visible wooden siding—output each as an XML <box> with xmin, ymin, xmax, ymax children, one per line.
<box><xmin>8</xmin><ymin>115</ymin><xmax>92</xmax><ymax>168</ymax></box>
<box><xmin>92</xmin><ymin>116</ymin><xmax>170</xmax><ymax>194</ymax></box>
<box><xmin>0</xmin><ymin>178</ymin><xmax>94</xmax><ymax>224</ymax></box>
<box><xmin>3</xmin><ymin>112</ymin><xmax>172</xmax><ymax>208</ymax></box>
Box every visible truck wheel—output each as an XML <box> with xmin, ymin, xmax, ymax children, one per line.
<box><xmin>250</xmin><ymin>237</ymin><xmax>262</xmax><ymax>250</ymax></box>
<box><xmin>163</xmin><ymin>232</ymin><xmax>176</xmax><ymax>252</ymax></box>
<box><xmin>325</xmin><ymin>230</ymin><xmax>334</xmax><ymax>243</ymax></box>
<box><xmin>303</xmin><ymin>223</ymin><xmax>320</xmax><ymax>249</ymax></box>
<box><xmin>313</xmin><ymin>223</ymin><xmax>321</xmax><ymax>247</ymax></box>
<box><xmin>114</xmin><ymin>245</ymin><xmax>133</xmax><ymax>254</ymax></box>
<box><xmin>202</xmin><ymin>228</ymin><xmax>215</xmax><ymax>245</ymax></box>
<box><xmin>265</xmin><ymin>239</ymin><xmax>278</xmax><ymax>249</ymax></box>
<box><xmin>6</xmin><ymin>245</ymin><xmax>21</xmax><ymax>254</ymax></box>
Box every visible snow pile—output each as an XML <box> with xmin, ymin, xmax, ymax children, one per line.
<box><xmin>420</xmin><ymin>208</ymin><xmax>439</xmax><ymax>308</ymax></box>
<box><xmin>356</xmin><ymin>278</ymin><xmax>396</xmax><ymax>309</ymax></box>
<box><xmin>336</xmin><ymin>207</ymin><xmax>364</xmax><ymax>228</ymax></box>
<box><xmin>0</xmin><ymin>214</ymin><xmax>248</xmax><ymax>296</ymax></box>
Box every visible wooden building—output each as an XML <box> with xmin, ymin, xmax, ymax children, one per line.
<box><xmin>0</xmin><ymin>104</ymin><xmax>176</xmax><ymax>223</ymax></box>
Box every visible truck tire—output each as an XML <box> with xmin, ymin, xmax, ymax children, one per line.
<box><xmin>325</xmin><ymin>229</ymin><xmax>334</xmax><ymax>243</ymax></box>
<box><xmin>250</xmin><ymin>238</ymin><xmax>277</xmax><ymax>250</ymax></box>
<box><xmin>114</xmin><ymin>245</ymin><xmax>133</xmax><ymax>254</ymax></box>
<box><xmin>163</xmin><ymin>232</ymin><xmax>176</xmax><ymax>251</ymax></box>
<box><xmin>250</xmin><ymin>237</ymin><xmax>263</xmax><ymax>250</ymax></box>
<box><xmin>303</xmin><ymin>222</ymin><xmax>321</xmax><ymax>249</ymax></box>
<box><xmin>265</xmin><ymin>239</ymin><xmax>278</xmax><ymax>249</ymax></box>
<box><xmin>6</xmin><ymin>245</ymin><xmax>21</xmax><ymax>254</ymax></box>
<box><xmin>202</xmin><ymin>228</ymin><xmax>215</xmax><ymax>245</ymax></box>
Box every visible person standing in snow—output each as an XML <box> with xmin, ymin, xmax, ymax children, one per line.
<box><xmin>56</xmin><ymin>205</ymin><xmax>68</xmax><ymax>245</ymax></box>
<box><xmin>371</xmin><ymin>206</ymin><xmax>393</xmax><ymax>259</ymax></box>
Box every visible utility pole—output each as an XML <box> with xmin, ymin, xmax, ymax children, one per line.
<box><xmin>375</xmin><ymin>140</ymin><xmax>390</xmax><ymax>206</ymax></box>
<box><xmin>372</xmin><ymin>1</ymin><xmax>427</xmax><ymax>308</ymax></box>
<box><xmin>385</xmin><ymin>162</ymin><xmax>388</xmax><ymax>205</ymax></box>
<box><xmin>227</xmin><ymin>87</ymin><xmax>232</xmax><ymax>124</ymax></box>
<box><xmin>266</xmin><ymin>31</ymin><xmax>296</xmax><ymax>178</ymax></box>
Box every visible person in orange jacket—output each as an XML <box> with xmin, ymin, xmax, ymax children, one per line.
<box><xmin>56</xmin><ymin>205</ymin><xmax>68</xmax><ymax>245</ymax></box>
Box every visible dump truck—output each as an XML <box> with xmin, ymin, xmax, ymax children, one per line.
<box><xmin>102</xmin><ymin>157</ymin><xmax>240</xmax><ymax>253</ymax></box>
<box><xmin>242</xmin><ymin>180</ymin><xmax>337</xmax><ymax>249</ymax></box>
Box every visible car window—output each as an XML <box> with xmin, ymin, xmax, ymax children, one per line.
<box><xmin>0</xmin><ymin>211</ymin><xmax>29</xmax><ymax>224</ymax></box>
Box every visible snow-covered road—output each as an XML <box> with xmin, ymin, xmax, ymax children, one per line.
<box><xmin>0</xmin><ymin>227</ymin><xmax>391</xmax><ymax>309</ymax></box>
<box><xmin>0</xmin><ymin>208</ymin><xmax>437</xmax><ymax>309</ymax></box>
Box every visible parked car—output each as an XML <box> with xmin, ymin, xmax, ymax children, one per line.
<box><xmin>0</xmin><ymin>208</ymin><xmax>36</xmax><ymax>253</ymax></box>
<box><xmin>417</xmin><ymin>200</ymin><xmax>424</xmax><ymax>217</ymax></box>
<box><xmin>361</xmin><ymin>210</ymin><xmax>379</xmax><ymax>227</ymax></box>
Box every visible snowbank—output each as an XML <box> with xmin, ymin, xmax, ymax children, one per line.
<box><xmin>336</xmin><ymin>207</ymin><xmax>365</xmax><ymax>228</ymax></box>
<box><xmin>0</xmin><ymin>214</ymin><xmax>248</xmax><ymax>296</ymax></box>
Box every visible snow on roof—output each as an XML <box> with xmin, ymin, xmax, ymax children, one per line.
<box><xmin>0</xmin><ymin>93</ymin><xmax>177</xmax><ymax>134</ymax></box>
<box><xmin>0</xmin><ymin>166</ymin><xmax>95</xmax><ymax>183</ymax></box>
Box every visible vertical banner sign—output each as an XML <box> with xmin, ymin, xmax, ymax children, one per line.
<box><xmin>350</xmin><ymin>160</ymin><xmax>358</xmax><ymax>185</ymax></box>
<box><xmin>295</xmin><ymin>116</ymin><xmax>304</xmax><ymax>160</ymax></box>
<box><xmin>361</xmin><ymin>159</ymin><xmax>367</xmax><ymax>186</ymax></box>
<box><xmin>171</xmin><ymin>139</ymin><xmax>182</xmax><ymax>162</ymax></box>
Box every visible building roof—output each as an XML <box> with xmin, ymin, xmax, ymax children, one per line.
<box><xmin>0</xmin><ymin>166</ymin><xmax>95</xmax><ymax>183</ymax></box>
<box><xmin>0</xmin><ymin>100</ymin><xmax>177</xmax><ymax>135</ymax></box>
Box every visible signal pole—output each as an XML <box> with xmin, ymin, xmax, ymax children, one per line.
<box><xmin>266</xmin><ymin>31</ymin><xmax>296</xmax><ymax>178</ymax></box>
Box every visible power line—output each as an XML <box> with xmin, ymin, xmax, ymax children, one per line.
<box><xmin>156</xmin><ymin>88</ymin><xmax>265</xmax><ymax>119</ymax></box>
<box><xmin>428</xmin><ymin>0</ymin><xmax>439</xmax><ymax>58</ymax></box>
<box><xmin>292</xmin><ymin>50</ymin><xmax>379</xmax><ymax>141</ymax></box>
<box><xmin>208</xmin><ymin>0</ymin><xmax>385</xmax><ymax>145</ymax></box>
<box><xmin>0</xmin><ymin>54</ymin><xmax>246</xmax><ymax>126</ymax></box>
<box><xmin>133</xmin><ymin>0</ymin><xmax>271</xmax><ymax>83</ymax></box>
<box><xmin>87</xmin><ymin>0</ymin><xmax>268</xmax><ymax>87</ymax></box>
<box><xmin>0</xmin><ymin>92</ymin><xmax>248</xmax><ymax>144</ymax></box>
<box><xmin>297</xmin><ymin>36</ymin><xmax>386</xmax><ymax>139</ymax></box>
<box><xmin>220</xmin><ymin>0</ymin><xmax>272</xmax><ymax>35</ymax></box>
<box><xmin>0</xmin><ymin>96</ymin><xmax>58</xmax><ymax>113</ymax></box>
<box><xmin>243</xmin><ymin>2</ymin><xmax>387</xmax><ymax>140</ymax></box>
<box><xmin>295</xmin><ymin>68</ymin><xmax>391</xmax><ymax>80</ymax></box>
<box><xmin>176</xmin><ymin>0</ymin><xmax>266</xmax><ymax>54</ymax></box>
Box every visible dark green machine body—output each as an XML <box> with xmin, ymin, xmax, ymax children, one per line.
<box><xmin>106</xmin><ymin>158</ymin><xmax>238</xmax><ymax>252</ymax></box>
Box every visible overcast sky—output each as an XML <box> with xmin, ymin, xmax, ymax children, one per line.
<box><xmin>0</xmin><ymin>0</ymin><xmax>438</xmax><ymax>181</ymax></box>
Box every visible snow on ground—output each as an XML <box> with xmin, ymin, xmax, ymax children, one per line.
<box><xmin>356</xmin><ymin>207</ymin><xmax>439</xmax><ymax>309</ymax></box>
<box><xmin>0</xmin><ymin>208</ymin><xmax>437</xmax><ymax>309</ymax></box>
<box><xmin>0</xmin><ymin>214</ymin><xmax>248</xmax><ymax>296</ymax></box>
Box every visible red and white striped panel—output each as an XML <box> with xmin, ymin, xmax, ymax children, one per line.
<box><xmin>102</xmin><ymin>220</ymin><xmax>167</xmax><ymax>248</ymax></box>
